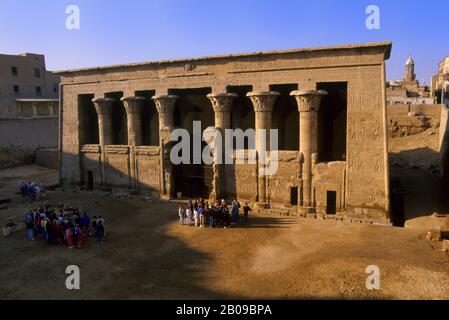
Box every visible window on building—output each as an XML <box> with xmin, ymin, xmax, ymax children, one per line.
<box><xmin>53</xmin><ymin>83</ymin><xmax>58</xmax><ymax>94</ymax></box>
<box><xmin>13</xmin><ymin>85</ymin><xmax>20</xmax><ymax>96</ymax></box>
<box><xmin>36</xmin><ymin>86</ymin><xmax>42</xmax><ymax>97</ymax></box>
<box><xmin>34</xmin><ymin>68</ymin><xmax>41</xmax><ymax>78</ymax></box>
<box><xmin>11</xmin><ymin>66</ymin><xmax>18</xmax><ymax>76</ymax></box>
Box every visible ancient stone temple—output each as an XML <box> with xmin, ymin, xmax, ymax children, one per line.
<box><xmin>57</xmin><ymin>42</ymin><xmax>392</xmax><ymax>223</ymax></box>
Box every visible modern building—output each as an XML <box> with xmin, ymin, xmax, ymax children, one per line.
<box><xmin>0</xmin><ymin>53</ymin><xmax>59</xmax><ymax>118</ymax></box>
<box><xmin>432</xmin><ymin>56</ymin><xmax>449</xmax><ymax>105</ymax></box>
<box><xmin>57</xmin><ymin>42</ymin><xmax>392</xmax><ymax>224</ymax></box>
<box><xmin>0</xmin><ymin>53</ymin><xmax>60</xmax><ymax>149</ymax></box>
<box><xmin>435</xmin><ymin>56</ymin><xmax>449</xmax><ymax>178</ymax></box>
<box><xmin>386</xmin><ymin>57</ymin><xmax>433</xmax><ymax>105</ymax></box>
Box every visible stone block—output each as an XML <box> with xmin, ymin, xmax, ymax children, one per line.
<box><xmin>426</xmin><ymin>230</ymin><xmax>442</xmax><ymax>242</ymax></box>
<box><xmin>444</xmin><ymin>240</ymin><xmax>449</xmax><ymax>252</ymax></box>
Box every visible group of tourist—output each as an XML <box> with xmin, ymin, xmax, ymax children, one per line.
<box><xmin>24</xmin><ymin>205</ymin><xmax>106</xmax><ymax>248</ymax></box>
<box><xmin>19</xmin><ymin>180</ymin><xmax>46</xmax><ymax>201</ymax></box>
<box><xmin>178</xmin><ymin>198</ymin><xmax>251</xmax><ymax>228</ymax></box>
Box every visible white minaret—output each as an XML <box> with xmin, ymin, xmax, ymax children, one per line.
<box><xmin>404</xmin><ymin>56</ymin><xmax>416</xmax><ymax>82</ymax></box>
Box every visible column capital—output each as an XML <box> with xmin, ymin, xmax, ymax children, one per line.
<box><xmin>290</xmin><ymin>90</ymin><xmax>327</xmax><ymax>112</ymax></box>
<box><xmin>120</xmin><ymin>96</ymin><xmax>146</xmax><ymax>114</ymax></box>
<box><xmin>246</xmin><ymin>91</ymin><xmax>280</xmax><ymax>112</ymax></box>
<box><xmin>151</xmin><ymin>95</ymin><xmax>178</xmax><ymax>114</ymax></box>
<box><xmin>207</xmin><ymin>93</ymin><xmax>237</xmax><ymax>113</ymax></box>
<box><xmin>92</xmin><ymin>98</ymin><xmax>115</xmax><ymax>115</ymax></box>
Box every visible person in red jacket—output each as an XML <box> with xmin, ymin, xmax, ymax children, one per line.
<box><xmin>66</xmin><ymin>227</ymin><xmax>73</xmax><ymax>249</ymax></box>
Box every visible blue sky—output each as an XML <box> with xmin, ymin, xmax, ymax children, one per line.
<box><xmin>0</xmin><ymin>0</ymin><xmax>447</xmax><ymax>84</ymax></box>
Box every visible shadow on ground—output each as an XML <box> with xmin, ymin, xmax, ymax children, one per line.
<box><xmin>389</xmin><ymin>147</ymin><xmax>449</xmax><ymax>226</ymax></box>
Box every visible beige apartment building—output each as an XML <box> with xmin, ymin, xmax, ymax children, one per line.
<box><xmin>0</xmin><ymin>53</ymin><xmax>60</xmax><ymax>149</ymax></box>
<box><xmin>57</xmin><ymin>42</ymin><xmax>392</xmax><ymax>224</ymax></box>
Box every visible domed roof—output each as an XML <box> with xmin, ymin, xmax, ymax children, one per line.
<box><xmin>406</xmin><ymin>56</ymin><xmax>414</xmax><ymax>65</ymax></box>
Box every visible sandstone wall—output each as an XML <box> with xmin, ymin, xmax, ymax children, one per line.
<box><xmin>59</xmin><ymin>43</ymin><xmax>391</xmax><ymax>221</ymax></box>
<box><xmin>79</xmin><ymin>145</ymin><xmax>161</xmax><ymax>191</ymax></box>
<box><xmin>313</xmin><ymin>162</ymin><xmax>346</xmax><ymax>214</ymax></box>
<box><xmin>267</xmin><ymin>151</ymin><xmax>301</xmax><ymax>206</ymax></box>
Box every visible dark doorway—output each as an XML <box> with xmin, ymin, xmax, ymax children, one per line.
<box><xmin>326</xmin><ymin>191</ymin><xmax>337</xmax><ymax>215</ymax></box>
<box><xmin>173</xmin><ymin>161</ymin><xmax>213</xmax><ymax>199</ymax></box>
<box><xmin>290</xmin><ymin>186</ymin><xmax>298</xmax><ymax>206</ymax></box>
<box><xmin>105</xmin><ymin>92</ymin><xmax>127</xmax><ymax>145</ymax></box>
<box><xmin>316</xmin><ymin>82</ymin><xmax>347</xmax><ymax>162</ymax></box>
<box><xmin>87</xmin><ymin>171</ymin><xmax>94</xmax><ymax>190</ymax></box>
<box><xmin>390</xmin><ymin>176</ymin><xmax>405</xmax><ymax>227</ymax></box>
<box><xmin>135</xmin><ymin>90</ymin><xmax>159</xmax><ymax>146</ymax></box>
<box><xmin>270</xmin><ymin>84</ymin><xmax>299</xmax><ymax>151</ymax></box>
<box><xmin>228</xmin><ymin>85</ymin><xmax>255</xmax><ymax>150</ymax></box>
<box><xmin>78</xmin><ymin>94</ymin><xmax>99</xmax><ymax>145</ymax></box>
<box><xmin>170</xmin><ymin>88</ymin><xmax>214</xmax><ymax>199</ymax></box>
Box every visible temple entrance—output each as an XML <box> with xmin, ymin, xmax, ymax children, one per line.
<box><xmin>290</xmin><ymin>186</ymin><xmax>298</xmax><ymax>206</ymax></box>
<box><xmin>173</xmin><ymin>162</ymin><xmax>213</xmax><ymax>199</ymax></box>
<box><xmin>170</xmin><ymin>88</ymin><xmax>214</xmax><ymax>199</ymax></box>
<box><xmin>326</xmin><ymin>191</ymin><xmax>337</xmax><ymax>215</ymax></box>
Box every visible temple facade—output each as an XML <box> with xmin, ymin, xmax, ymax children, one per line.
<box><xmin>57</xmin><ymin>42</ymin><xmax>392</xmax><ymax>223</ymax></box>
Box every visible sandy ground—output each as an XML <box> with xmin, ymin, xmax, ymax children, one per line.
<box><xmin>1</xmin><ymin>166</ymin><xmax>449</xmax><ymax>300</ymax></box>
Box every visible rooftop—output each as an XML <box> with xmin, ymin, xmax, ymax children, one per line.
<box><xmin>55</xmin><ymin>41</ymin><xmax>392</xmax><ymax>76</ymax></box>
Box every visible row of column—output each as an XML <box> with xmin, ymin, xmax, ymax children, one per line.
<box><xmin>91</xmin><ymin>90</ymin><xmax>327</xmax><ymax>211</ymax></box>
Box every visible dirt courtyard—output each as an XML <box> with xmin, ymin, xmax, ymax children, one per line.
<box><xmin>1</xmin><ymin>166</ymin><xmax>449</xmax><ymax>300</ymax></box>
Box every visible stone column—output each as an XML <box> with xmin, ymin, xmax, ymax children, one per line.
<box><xmin>121</xmin><ymin>96</ymin><xmax>146</xmax><ymax>189</ymax></box>
<box><xmin>247</xmin><ymin>91</ymin><xmax>280</xmax><ymax>207</ymax></box>
<box><xmin>207</xmin><ymin>93</ymin><xmax>237</xmax><ymax>201</ymax></box>
<box><xmin>151</xmin><ymin>95</ymin><xmax>178</xmax><ymax>198</ymax></box>
<box><xmin>208</xmin><ymin>93</ymin><xmax>236</xmax><ymax>129</ymax></box>
<box><xmin>92</xmin><ymin>97</ymin><xmax>115</xmax><ymax>185</ymax></box>
<box><xmin>92</xmin><ymin>98</ymin><xmax>115</xmax><ymax>147</ymax></box>
<box><xmin>121</xmin><ymin>96</ymin><xmax>145</xmax><ymax>146</ymax></box>
<box><xmin>152</xmin><ymin>95</ymin><xmax>177</xmax><ymax>130</ymax></box>
<box><xmin>290</xmin><ymin>90</ymin><xmax>327</xmax><ymax>212</ymax></box>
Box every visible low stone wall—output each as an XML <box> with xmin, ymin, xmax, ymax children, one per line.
<box><xmin>35</xmin><ymin>148</ymin><xmax>59</xmax><ymax>169</ymax></box>
<box><xmin>387</xmin><ymin>104</ymin><xmax>440</xmax><ymax>138</ymax></box>
<box><xmin>0</xmin><ymin>147</ymin><xmax>34</xmax><ymax>169</ymax></box>
<box><xmin>387</xmin><ymin>104</ymin><xmax>441</xmax><ymax>118</ymax></box>
<box><xmin>0</xmin><ymin>117</ymin><xmax>58</xmax><ymax>150</ymax></box>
